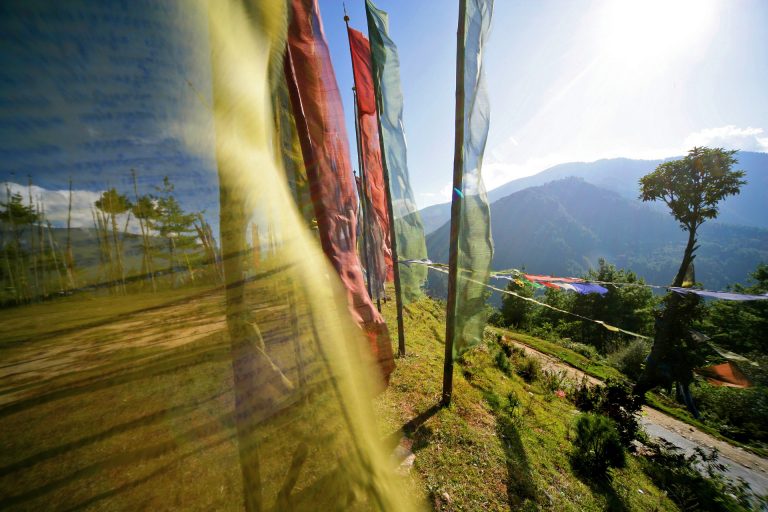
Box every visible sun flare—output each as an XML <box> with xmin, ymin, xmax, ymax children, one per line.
<box><xmin>596</xmin><ymin>0</ymin><xmax>719</xmax><ymax>65</ymax></box>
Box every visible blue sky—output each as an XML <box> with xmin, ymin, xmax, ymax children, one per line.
<box><xmin>320</xmin><ymin>0</ymin><xmax>768</xmax><ymax>208</ymax></box>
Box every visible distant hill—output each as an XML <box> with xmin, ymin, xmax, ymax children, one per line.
<box><xmin>419</xmin><ymin>151</ymin><xmax>768</xmax><ymax>234</ymax></box>
<box><xmin>426</xmin><ymin>177</ymin><xmax>768</xmax><ymax>290</ymax></box>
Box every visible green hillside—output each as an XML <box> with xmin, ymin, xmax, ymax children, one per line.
<box><xmin>377</xmin><ymin>294</ymin><xmax>679</xmax><ymax>511</ymax></box>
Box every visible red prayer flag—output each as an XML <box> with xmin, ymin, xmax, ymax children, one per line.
<box><xmin>347</xmin><ymin>27</ymin><xmax>393</xmax><ymax>283</ymax></box>
<box><xmin>696</xmin><ymin>362</ymin><xmax>752</xmax><ymax>388</ymax></box>
<box><xmin>285</xmin><ymin>0</ymin><xmax>394</xmax><ymax>382</ymax></box>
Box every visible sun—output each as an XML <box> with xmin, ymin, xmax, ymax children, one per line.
<box><xmin>594</xmin><ymin>0</ymin><xmax>719</xmax><ymax>67</ymax></box>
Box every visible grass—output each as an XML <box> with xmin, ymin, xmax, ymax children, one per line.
<box><xmin>488</xmin><ymin>327</ymin><xmax>624</xmax><ymax>382</ymax></box>
<box><xmin>378</xmin><ymin>296</ymin><xmax>677</xmax><ymax>511</ymax></box>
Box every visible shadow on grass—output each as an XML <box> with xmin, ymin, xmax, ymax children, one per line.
<box><xmin>60</xmin><ymin>434</ymin><xmax>235</xmax><ymax>512</ymax></box>
<box><xmin>496</xmin><ymin>414</ymin><xmax>539</xmax><ymax>509</ymax></box>
<box><xmin>571</xmin><ymin>463</ymin><xmax>630</xmax><ymax>512</ymax></box>
<box><xmin>385</xmin><ymin>403</ymin><xmax>442</xmax><ymax>451</ymax></box>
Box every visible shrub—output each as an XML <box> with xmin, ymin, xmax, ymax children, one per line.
<box><xmin>693</xmin><ymin>383</ymin><xmax>768</xmax><ymax>444</ymax></box>
<box><xmin>563</xmin><ymin>340</ymin><xmax>601</xmax><ymax>361</ymax></box>
<box><xmin>540</xmin><ymin>368</ymin><xmax>569</xmax><ymax>394</ymax></box>
<box><xmin>601</xmin><ymin>379</ymin><xmax>643</xmax><ymax>447</ymax></box>
<box><xmin>569</xmin><ymin>378</ymin><xmax>642</xmax><ymax>447</ymax></box>
<box><xmin>607</xmin><ymin>338</ymin><xmax>650</xmax><ymax>381</ymax></box>
<box><xmin>516</xmin><ymin>357</ymin><xmax>541</xmax><ymax>383</ymax></box>
<box><xmin>494</xmin><ymin>349</ymin><xmax>513</xmax><ymax>376</ymax></box>
<box><xmin>571</xmin><ymin>413</ymin><xmax>625</xmax><ymax>476</ymax></box>
<box><xmin>569</xmin><ymin>377</ymin><xmax>601</xmax><ymax>412</ymax></box>
<box><xmin>487</xmin><ymin>311</ymin><xmax>505</xmax><ymax>327</ymax></box>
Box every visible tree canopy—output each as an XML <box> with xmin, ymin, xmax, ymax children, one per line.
<box><xmin>639</xmin><ymin>147</ymin><xmax>745</xmax><ymax>232</ymax></box>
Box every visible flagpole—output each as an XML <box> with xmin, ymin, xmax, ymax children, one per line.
<box><xmin>347</xmin><ymin>9</ymin><xmax>407</xmax><ymax>356</ymax></box>
<box><xmin>442</xmin><ymin>0</ymin><xmax>467</xmax><ymax>407</ymax></box>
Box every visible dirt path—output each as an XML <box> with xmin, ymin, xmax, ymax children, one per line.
<box><xmin>506</xmin><ymin>337</ymin><xmax>768</xmax><ymax>496</ymax></box>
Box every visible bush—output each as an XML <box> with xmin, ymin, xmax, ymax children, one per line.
<box><xmin>569</xmin><ymin>378</ymin><xmax>642</xmax><ymax>447</ymax></box>
<box><xmin>569</xmin><ymin>378</ymin><xmax>601</xmax><ymax>412</ymax></box>
<box><xmin>571</xmin><ymin>413</ymin><xmax>625</xmax><ymax>476</ymax></box>
<box><xmin>563</xmin><ymin>340</ymin><xmax>601</xmax><ymax>360</ymax></box>
<box><xmin>693</xmin><ymin>383</ymin><xmax>768</xmax><ymax>444</ymax></box>
<box><xmin>494</xmin><ymin>349</ymin><xmax>513</xmax><ymax>376</ymax></box>
<box><xmin>516</xmin><ymin>357</ymin><xmax>541</xmax><ymax>383</ymax></box>
<box><xmin>487</xmin><ymin>311</ymin><xmax>505</xmax><ymax>327</ymax></box>
<box><xmin>540</xmin><ymin>368</ymin><xmax>569</xmax><ymax>394</ymax></box>
<box><xmin>607</xmin><ymin>339</ymin><xmax>650</xmax><ymax>381</ymax></box>
<box><xmin>601</xmin><ymin>379</ymin><xmax>643</xmax><ymax>447</ymax></box>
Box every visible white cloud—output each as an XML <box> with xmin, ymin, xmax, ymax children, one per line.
<box><xmin>2</xmin><ymin>182</ymin><xmax>132</xmax><ymax>231</ymax></box>
<box><xmin>683</xmin><ymin>125</ymin><xmax>768</xmax><ymax>153</ymax></box>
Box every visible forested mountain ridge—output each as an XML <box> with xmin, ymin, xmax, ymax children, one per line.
<box><xmin>419</xmin><ymin>151</ymin><xmax>768</xmax><ymax>234</ymax></box>
<box><xmin>426</xmin><ymin>177</ymin><xmax>768</xmax><ymax>290</ymax></box>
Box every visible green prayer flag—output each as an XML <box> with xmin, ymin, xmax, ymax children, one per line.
<box><xmin>365</xmin><ymin>0</ymin><xmax>428</xmax><ymax>303</ymax></box>
<box><xmin>451</xmin><ymin>0</ymin><xmax>494</xmax><ymax>357</ymax></box>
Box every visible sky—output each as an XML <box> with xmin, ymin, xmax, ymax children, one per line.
<box><xmin>320</xmin><ymin>0</ymin><xmax>768</xmax><ymax>208</ymax></box>
<box><xmin>2</xmin><ymin>1</ymin><xmax>766</xmax><ymax>228</ymax></box>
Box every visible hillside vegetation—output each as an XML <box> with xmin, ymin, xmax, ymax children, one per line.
<box><xmin>378</xmin><ymin>295</ymin><xmax>680</xmax><ymax>511</ymax></box>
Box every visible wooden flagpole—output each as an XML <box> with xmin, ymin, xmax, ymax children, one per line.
<box><xmin>442</xmin><ymin>0</ymin><xmax>467</xmax><ymax>406</ymax></box>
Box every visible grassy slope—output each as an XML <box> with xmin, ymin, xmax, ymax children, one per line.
<box><xmin>490</xmin><ymin>327</ymin><xmax>768</xmax><ymax>458</ymax></box>
<box><xmin>378</xmin><ymin>295</ymin><xmax>677</xmax><ymax>511</ymax></box>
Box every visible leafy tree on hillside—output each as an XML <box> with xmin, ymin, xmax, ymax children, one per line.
<box><xmin>700</xmin><ymin>263</ymin><xmax>768</xmax><ymax>354</ymax></box>
<box><xmin>95</xmin><ymin>188</ymin><xmax>132</xmax><ymax>293</ymax></box>
<box><xmin>571</xmin><ymin>259</ymin><xmax>656</xmax><ymax>352</ymax></box>
<box><xmin>500</xmin><ymin>276</ymin><xmax>534</xmax><ymax>329</ymax></box>
<box><xmin>634</xmin><ymin>147</ymin><xmax>746</xmax><ymax>417</ymax></box>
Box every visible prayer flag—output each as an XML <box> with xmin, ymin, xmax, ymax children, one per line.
<box><xmin>347</xmin><ymin>27</ymin><xmax>393</xmax><ymax>288</ymax></box>
<box><xmin>365</xmin><ymin>0</ymin><xmax>428</xmax><ymax>303</ymax></box>
<box><xmin>285</xmin><ymin>0</ymin><xmax>394</xmax><ymax>381</ymax></box>
<box><xmin>448</xmin><ymin>0</ymin><xmax>495</xmax><ymax>357</ymax></box>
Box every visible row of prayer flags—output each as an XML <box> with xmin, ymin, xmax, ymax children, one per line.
<box><xmin>285</xmin><ymin>0</ymin><xmax>394</xmax><ymax>381</ymax></box>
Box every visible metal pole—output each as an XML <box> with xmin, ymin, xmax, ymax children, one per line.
<box><xmin>442</xmin><ymin>0</ymin><xmax>467</xmax><ymax>407</ymax></box>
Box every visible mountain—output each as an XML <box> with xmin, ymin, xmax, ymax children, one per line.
<box><xmin>419</xmin><ymin>151</ymin><xmax>768</xmax><ymax>234</ymax></box>
<box><xmin>426</xmin><ymin>177</ymin><xmax>768</xmax><ymax>290</ymax></box>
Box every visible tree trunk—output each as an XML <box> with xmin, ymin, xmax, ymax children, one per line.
<box><xmin>672</xmin><ymin>227</ymin><xmax>697</xmax><ymax>288</ymax></box>
<box><xmin>65</xmin><ymin>178</ymin><xmax>76</xmax><ymax>289</ymax></box>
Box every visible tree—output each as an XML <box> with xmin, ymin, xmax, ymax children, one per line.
<box><xmin>131</xmin><ymin>170</ymin><xmax>158</xmax><ymax>292</ymax></box>
<box><xmin>571</xmin><ymin>259</ymin><xmax>656</xmax><ymax>352</ymax></box>
<box><xmin>0</xmin><ymin>188</ymin><xmax>38</xmax><ymax>302</ymax></box>
<box><xmin>149</xmin><ymin>177</ymin><xmax>198</xmax><ymax>286</ymax></box>
<box><xmin>701</xmin><ymin>263</ymin><xmax>768</xmax><ymax>354</ymax></box>
<box><xmin>500</xmin><ymin>276</ymin><xmax>534</xmax><ymax>329</ymax></box>
<box><xmin>639</xmin><ymin>147</ymin><xmax>745</xmax><ymax>289</ymax></box>
<box><xmin>95</xmin><ymin>188</ymin><xmax>132</xmax><ymax>293</ymax></box>
<box><xmin>635</xmin><ymin>147</ymin><xmax>746</xmax><ymax>416</ymax></box>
